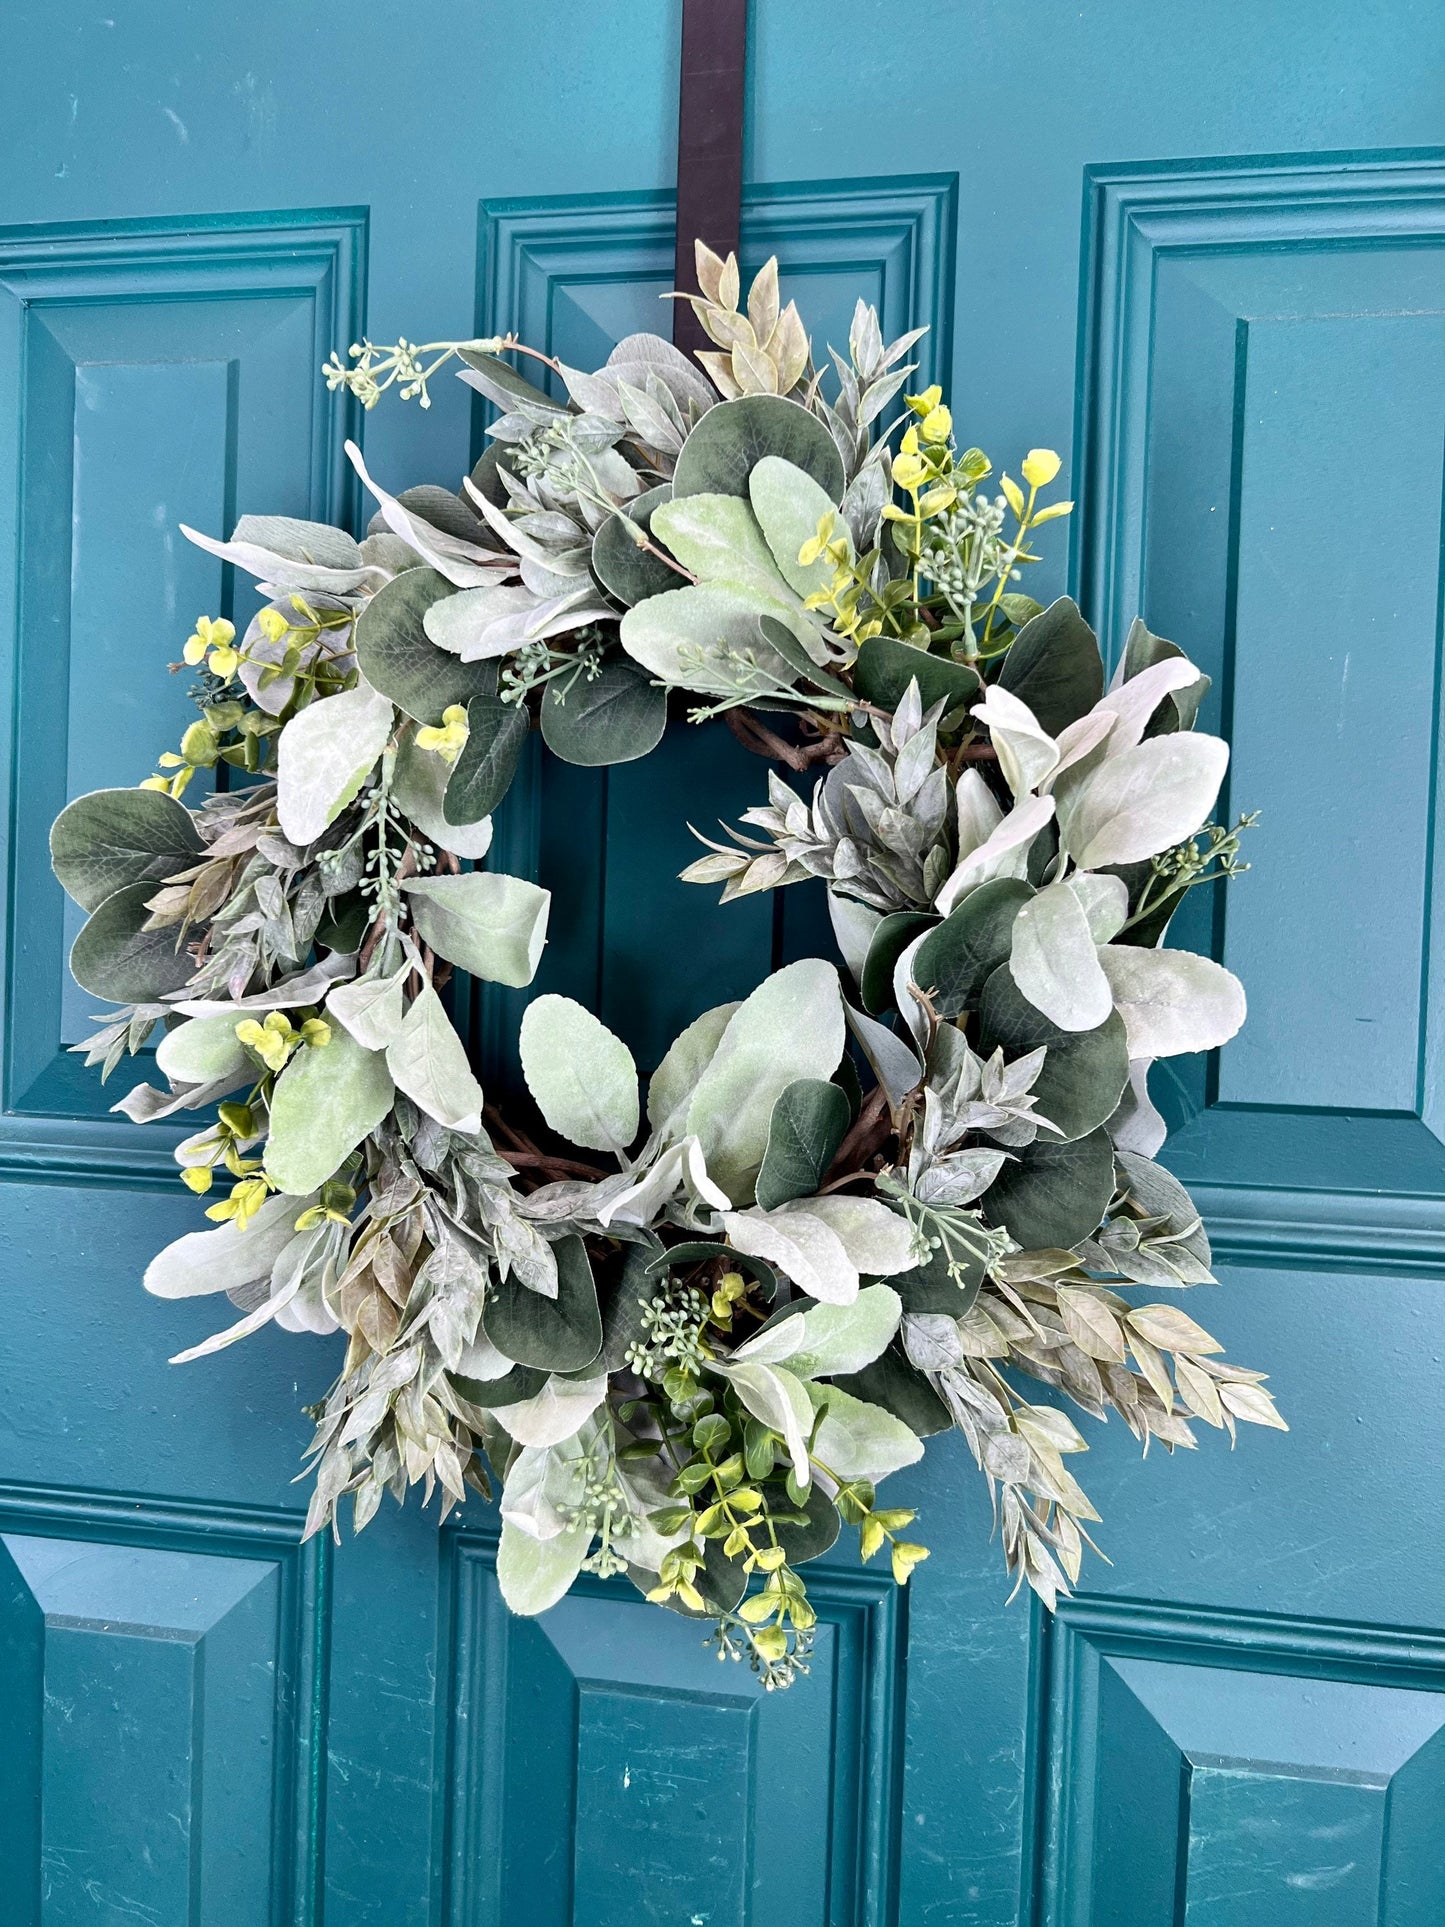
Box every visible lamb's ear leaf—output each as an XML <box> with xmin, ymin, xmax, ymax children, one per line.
<box><xmin>852</xmin><ymin>635</ymin><xmax>980</xmax><ymax>716</ymax></box>
<box><xmin>980</xmin><ymin>1124</ymin><xmax>1115</xmax><ymax>1251</ymax></box>
<box><xmin>519</xmin><ymin>994</ymin><xmax>639</xmax><ymax>1154</ymax></box>
<box><xmin>997</xmin><ymin>595</ymin><xmax>1104</xmax><ymax>734</ymax></box>
<box><xmin>443</xmin><ymin>693</ymin><xmax>530</xmax><ymax>824</ymax></box>
<box><xmin>50</xmin><ymin>787</ymin><xmax>203</xmax><ymax>913</ymax></box>
<box><xmin>263</xmin><ymin>1029</ymin><xmax>395</xmax><ymax>1196</ymax></box>
<box><xmin>912</xmin><ymin>879</ymin><xmax>1032</xmax><ymax>1019</ymax></box>
<box><xmin>70</xmin><ymin>882</ymin><xmax>200</xmax><ymax>1003</ymax></box>
<box><xmin>496</xmin><ymin>1519</ymin><xmax>589</xmax><ymax>1616</ymax></box>
<box><xmin>539</xmin><ymin>657</ymin><xmax>667</xmax><ymax>767</ymax></box>
<box><xmin>978</xmin><ymin>960</ymin><xmax>1130</xmax><ymax>1143</ymax></box>
<box><xmin>672</xmin><ymin>394</ymin><xmax>845</xmax><ymax>502</ymax></box>
<box><xmin>356</xmin><ymin>567</ymin><xmax>497</xmax><ymax>724</ymax></box>
<box><xmin>484</xmin><ymin>1235</ymin><xmax>603</xmax><ymax>1373</ymax></box>
<box><xmin>754</xmin><ymin>1078</ymin><xmax>851</xmax><ymax>1210</ymax></box>
<box><xmin>591</xmin><ymin>484</ymin><xmax>677</xmax><ymax>606</ymax></box>
<box><xmin>400</xmin><ymin>873</ymin><xmax>550</xmax><ymax>988</ymax></box>
<box><xmin>861</xmin><ymin>910</ymin><xmax>938</xmax><ymax>1015</ymax></box>
<box><xmin>833</xmin><ymin>1344</ymin><xmax>953</xmax><ymax>1437</ymax></box>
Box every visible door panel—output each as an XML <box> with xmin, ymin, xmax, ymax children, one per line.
<box><xmin>0</xmin><ymin>4</ymin><xmax>1440</xmax><ymax>1923</ymax></box>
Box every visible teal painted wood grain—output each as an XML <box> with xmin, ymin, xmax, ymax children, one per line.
<box><xmin>0</xmin><ymin>3</ymin><xmax>1441</xmax><ymax>1922</ymax></box>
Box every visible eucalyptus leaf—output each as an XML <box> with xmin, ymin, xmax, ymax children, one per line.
<box><xmin>833</xmin><ymin>1346</ymin><xmax>952</xmax><ymax>1436</ymax></box>
<box><xmin>443</xmin><ymin>694</ymin><xmax>529</xmax><ymax>823</ymax></box>
<box><xmin>51</xmin><ymin>787</ymin><xmax>204</xmax><ymax>913</ymax></box>
<box><xmin>264</xmin><ymin>1028</ymin><xmax>395</xmax><ymax>1194</ymax></box>
<box><xmin>769</xmin><ymin>1480</ymin><xmax>841</xmax><ymax>1565</ymax></box>
<box><xmin>852</xmin><ymin>636</ymin><xmax>980</xmax><ymax>717</ymax></box>
<box><xmin>754</xmin><ymin>1078</ymin><xmax>850</xmax><ymax>1210</ymax></box>
<box><xmin>519</xmin><ymin>994</ymin><xmax>639</xmax><ymax>1153</ymax></box>
<box><xmin>672</xmin><ymin>394</ymin><xmax>845</xmax><ymax>502</ymax></box>
<box><xmin>978</xmin><ymin>960</ymin><xmax>1129</xmax><ymax>1142</ymax></box>
<box><xmin>452</xmin><ymin>1361</ymin><xmax>548</xmax><ymax>1408</ymax></box>
<box><xmin>980</xmin><ymin>1124</ymin><xmax>1115</xmax><ymax>1250</ymax></box>
<box><xmin>355</xmin><ymin>567</ymin><xmax>497</xmax><ymax>724</ymax></box>
<box><xmin>861</xmin><ymin>910</ymin><xmax>937</xmax><ymax>1015</ymax></box>
<box><xmin>401</xmin><ymin>872</ymin><xmax>550</xmax><ymax>987</ymax></box>
<box><xmin>538</xmin><ymin>657</ymin><xmax>666</xmax><ymax>767</ymax></box>
<box><xmin>997</xmin><ymin>595</ymin><xmax>1105</xmax><ymax>734</ymax></box>
<box><xmin>484</xmin><ymin>1234</ymin><xmax>602</xmax><ymax>1372</ymax></box>
<box><xmin>912</xmin><ymin>878</ymin><xmax>1032</xmax><ymax>1018</ymax></box>
<box><xmin>591</xmin><ymin>487</ymin><xmax>680</xmax><ymax>606</ymax></box>
<box><xmin>70</xmin><ymin>882</ymin><xmax>199</xmax><ymax>1003</ymax></box>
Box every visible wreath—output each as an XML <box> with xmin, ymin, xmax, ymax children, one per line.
<box><xmin>50</xmin><ymin>246</ymin><xmax>1282</xmax><ymax>1688</ymax></box>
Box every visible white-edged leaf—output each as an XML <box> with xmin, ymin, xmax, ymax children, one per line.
<box><xmin>386</xmin><ymin>984</ymin><xmax>484</xmax><ymax>1132</ymax></box>
<box><xmin>276</xmin><ymin>680</ymin><xmax>395</xmax><ymax>844</ymax></box>
<box><xmin>805</xmin><ymin>1382</ymin><xmax>923</xmax><ymax>1482</ymax></box>
<box><xmin>1056</xmin><ymin>734</ymin><xmax>1228</xmax><ymax>868</ymax></box>
<box><xmin>1008</xmin><ymin>880</ymin><xmax>1113</xmax><ymax>1031</ymax></box>
<box><xmin>970</xmin><ymin>686</ymin><xmax>1058</xmax><ymax>797</ymax></box>
<box><xmin>1098</xmin><ymin>947</ymin><xmax>1246</xmax><ymax>1058</ymax></box>
<box><xmin>496</xmin><ymin>1518</ymin><xmax>590</xmax><ymax>1614</ymax></box>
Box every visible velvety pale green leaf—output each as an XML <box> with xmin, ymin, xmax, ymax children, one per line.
<box><xmin>229</xmin><ymin>515</ymin><xmax>363</xmax><ymax>569</ymax></box>
<box><xmin>794</xmin><ymin>1195</ymin><xmax>919</xmax><ymax>1277</ymax></box>
<box><xmin>672</xmin><ymin>394</ymin><xmax>845</xmax><ymax>502</ymax></box>
<box><xmin>723</xmin><ymin>1205</ymin><xmax>858</xmax><ymax>1304</ymax></box>
<box><xmin>1008</xmin><ymin>879</ymin><xmax>1113</xmax><ymax>1031</ymax></box>
<box><xmin>1056</xmin><ymin>734</ymin><xmax>1229</xmax><ymax>868</ymax></box>
<box><xmin>385</xmin><ymin>984</ymin><xmax>483</xmax><ymax>1132</ymax></box>
<box><xmin>997</xmin><ymin>596</ymin><xmax>1104</xmax><ymax>734</ymax></box>
<box><xmin>686</xmin><ymin>959</ymin><xmax>845</xmax><ymax>1203</ymax></box>
<box><xmin>143</xmin><ymin>1186</ymin><xmax>319</xmax><ymax>1299</ymax></box>
<box><xmin>496</xmin><ymin>1518</ymin><xmax>589</xmax><ymax>1615</ymax></box>
<box><xmin>392</xmin><ymin>730</ymin><xmax>495</xmax><ymax>858</ymax></box>
<box><xmin>732</xmin><ymin>1283</ymin><xmax>903</xmax><ymax>1377</ymax></box>
<box><xmin>538</xmin><ymin>657</ymin><xmax>666</xmax><ymax>767</ymax></box>
<box><xmin>155</xmin><ymin>1014</ymin><xmax>250</xmax><ymax>1087</ymax></box>
<box><xmin>806</xmin><ymin>1381</ymin><xmax>924</xmax><ymax>1482</ymax></box>
<box><xmin>853</xmin><ymin>636</ymin><xmax>980</xmax><ymax>716</ymax></box>
<box><xmin>1097</xmin><ymin>945</ymin><xmax>1246</xmax><ymax>1058</ymax></box>
<box><xmin>264</xmin><ymin>1027</ymin><xmax>394</xmax><ymax>1194</ymax></box>
<box><xmin>70</xmin><ymin>882</ymin><xmax>199</xmax><ymax>1003</ymax></box>
<box><xmin>913</xmin><ymin>879</ymin><xmax>1032</xmax><ymax>1018</ymax></box>
<box><xmin>861</xmin><ymin>910</ymin><xmax>937</xmax><ymax>1015</ymax></box>
<box><xmin>590</xmin><ymin>484</ymin><xmax>679</xmax><ymax>606</ymax></box>
<box><xmin>491</xmin><ymin>1372</ymin><xmax>608</xmax><ymax>1448</ymax></box>
<box><xmin>749</xmin><ymin>455</ymin><xmax>848</xmax><ymax>597</ymax></box>
<box><xmin>619</xmin><ymin>582</ymin><xmax>800</xmax><ymax>697</ymax></box>
<box><xmin>276</xmin><ymin>681</ymin><xmax>395</xmax><ymax>844</ymax></box>
<box><xmin>754</xmin><ymin>1077</ymin><xmax>850</xmax><ymax>1209</ymax></box>
<box><xmin>716</xmin><ymin>1359</ymin><xmax>814</xmax><ymax>1483</ymax></box>
<box><xmin>50</xmin><ymin>787</ymin><xmax>203</xmax><ymax>913</ymax></box>
<box><xmin>833</xmin><ymin>1347</ymin><xmax>952</xmax><ymax>1436</ymax></box>
<box><xmin>519</xmin><ymin>994</ymin><xmax>639</xmax><ymax>1153</ymax></box>
<box><xmin>355</xmin><ymin>567</ymin><xmax>497</xmax><ymax>723</ymax></box>
<box><xmin>978</xmin><ymin>960</ymin><xmax>1129</xmax><ymax>1142</ymax></box>
<box><xmin>443</xmin><ymin>694</ymin><xmax>529</xmax><ymax>824</ymax></box>
<box><xmin>981</xmin><ymin>1124</ymin><xmax>1115</xmax><ymax>1249</ymax></box>
<box><xmin>650</xmin><ymin>492</ymin><xmax>800</xmax><ymax>606</ymax></box>
<box><xmin>401</xmin><ymin>872</ymin><xmax>549</xmax><ymax>987</ymax></box>
<box><xmin>646</xmin><ymin>1000</ymin><xmax>740</xmax><ymax>1135</ymax></box>
<box><xmin>485</xmin><ymin>1235</ymin><xmax>603</xmax><ymax>1372</ymax></box>
<box><xmin>1067</xmin><ymin>871</ymin><xmax>1129</xmax><ymax>943</ymax></box>
<box><xmin>326</xmin><ymin>961</ymin><xmax>408</xmax><ymax>1051</ymax></box>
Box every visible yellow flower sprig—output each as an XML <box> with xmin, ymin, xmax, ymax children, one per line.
<box><xmin>415</xmin><ymin>704</ymin><xmax>470</xmax><ymax>763</ymax></box>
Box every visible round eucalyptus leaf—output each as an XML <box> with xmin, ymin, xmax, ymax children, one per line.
<box><xmin>996</xmin><ymin>596</ymin><xmax>1105</xmax><ymax>735</ymax></box>
<box><xmin>590</xmin><ymin>484</ymin><xmax>677</xmax><ymax>606</ymax></box>
<box><xmin>315</xmin><ymin>890</ymin><xmax>368</xmax><ymax>955</ymax></box>
<box><xmin>913</xmin><ymin>880</ymin><xmax>1032</xmax><ymax>1019</ymax></box>
<box><xmin>51</xmin><ymin>787</ymin><xmax>203</xmax><ymax>914</ymax></box>
<box><xmin>754</xmin><ymin>1077</ymin><xmax>851</xmax><ymax>1210</ymax></box>
<box><xmin>467</xmin><ymin>442</ymin><xmax>519</xmax><ymax>511</ymax></box>
<box><xmin>672</xmin><ymin>394</ymin><xmax>845</xmax><ymax>503</ymax></box>
<box><xmin>538</xmin><ymin>657</ymin><xmax>666</xmax><ymax>767</ymax></box>
<box><xmin>645</xmin><ymin>1242</ymin><xmax>779</xmax><ymax>1298</ymax></box>
<box><xmin>599</xmin><ymin>1244</ymin><xmax>666</xmax><ymax>1372</ymax></box>
<box><xmin>770</xmin><ymin>1479</ymin><xmax>840</xmax><ymax>1565</ymax></box>
<box><xmin>977</xmin><ymin>961</ymin><xmax>1129</xmax><ymax>1142</ymax></box>
<box><xmin>890</xmin><ymin>1235</ymin><xmax>984</xmax><ymax>1316</ymax></box>
<box><xmin>443</xmin><ymin>693</ymin><xmax>530</xmax><ymax>822</ymax></box>
<box><xmin>833</xmin><ymin>1345</ymin><xmax>952</xmax><ymax>1437</ymax></box>
<box><xmin>484</xmin><ymin>1234</ymin><xmax>603</xmax><ymax>1373</ymax></box>
<box><xmin>69</xmin><ymin>882</ymin><xmax>200</xmax><ymax>1003</ymax></box>
<box><xmin>980</xmin><ymin>1124</ymin><xmax>1115</xmax><ymax>1251</ymax></box>
<box><xmin>852</xmin><ymin>635</ymin><xmax>981</xmax><ymax>718</ymax></box>
<box><xmin>355</xmin><ymin>567</ymin><xmax>497</xmax><ymax>724</ymax></box>
<box><xmin>451</xmin><ymin>1362</ymin><xmax>548</xmax><ymax>1408</ymax></box>
<box><xmin>392</xmin><ymin>484</ymin><xmax>488</xmax><ymax>544</ymax></box>
<box><xmin>861</xmin><ymin>910</ymin><xmax>938</xmax><ymax>1015</ymax></box>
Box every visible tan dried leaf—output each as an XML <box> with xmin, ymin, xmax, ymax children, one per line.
<box><xmin>1128</xmin><ymin>1303</ymin><xmax>1225</xmax><ymax>1355</ymax></box>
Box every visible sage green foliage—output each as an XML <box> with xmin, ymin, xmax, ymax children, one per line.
<box><xmin>47</xmin><ymin>246</ymin><xmax>1279</xmax><ymax>1672</ymax></box>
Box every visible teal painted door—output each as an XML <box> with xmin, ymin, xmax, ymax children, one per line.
<box><xmin>1</xmin><ymin>6</ymin><xmax>1442</xmax><ymax>1922</ymax></box>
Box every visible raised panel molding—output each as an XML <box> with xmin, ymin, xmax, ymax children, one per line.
<box><xmin>1074</xmin><ymin>153</ymin><xmax>1445</xmax><ymax>1270</ymax></box>
<box><xmin>0</xmin><ymin>209</ymin><xmax>367</xmax><ymax>1187</ymax></box>
<box><xmin>1037</xmin><ymin>1593</ymin><xmax>1445</xmax><ymax>1926</ymax></box>
<box><xmin>441</xmin><ymin>1527</ymin><xmax>905</xmax><ymax>1927</ymax></box>
<box><xmin>0</xmin><ymin>1480</ymin><xmax>328</xmax><ymax>1924</ymax></box>
<box><xmin>472</xmin><ymin>176</ymin><xmax>957</xmax><ymax>1087</ymax></box>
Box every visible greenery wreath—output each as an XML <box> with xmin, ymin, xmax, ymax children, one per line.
<box><xmin>50</xmin><ymin>246</ymin><xmax>1282</xmax><ymax>1688</ymax></box>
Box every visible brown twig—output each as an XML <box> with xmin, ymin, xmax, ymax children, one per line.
<box><xmin>498</xmin><ymin>1148</ymin><xmax>609</xmax><ymax>1182</ymax></box>
<box><xmin>823</xmin><ymin>1083</ymin><xmax>893</xmax><ymax>1189</ymax></box>
<box><xmin>724</xmin><ymin>707</ymin><xmax>812</xmax><ymax>772</ymax></box>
